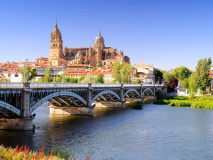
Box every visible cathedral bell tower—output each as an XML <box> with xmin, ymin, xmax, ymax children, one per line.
<box><xmin>49</xmin><ymin>20</ymin><xmax>63</xmax><ymax>61</ymax></box>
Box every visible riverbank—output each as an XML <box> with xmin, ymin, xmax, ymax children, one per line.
<box><xmin>153</xmin><ymin>96</ymin><xmax>213</xmax><ymax>109</ymax></box>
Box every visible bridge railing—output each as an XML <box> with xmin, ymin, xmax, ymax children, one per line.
<box><xmin>0</xmin><ymin>82</ymin><xmax>24</xmax><ymax>88</ymax></box>
<box><xmin>29</xmin><ymin>83</ymin><xmax>89</xmax><ymax>88</ymax></box>
<box><xmin>155</xmin><ymin>84</ymin><xmax>164</xmax><ymax>86</ymax></box>
<box><xmin>123</xmin><ymin>84</ymin><xmax>141</xmax><ymax>87</ymax></box>
<box><xmin>91</xmin><ymin>84</ymin><xmax>122</xmax><ymax>87</ymax></box>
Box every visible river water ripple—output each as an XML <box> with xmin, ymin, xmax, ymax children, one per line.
<box><xmin>0</xmin><ymin>103</ymin><xmax>213</xmax><ymax>159</ymax></box>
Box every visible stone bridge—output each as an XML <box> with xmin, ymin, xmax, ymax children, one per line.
<box><xmin>0</xmin><ymin>82</ymin><xmax>166</xmax><ymax>130</ymax></box>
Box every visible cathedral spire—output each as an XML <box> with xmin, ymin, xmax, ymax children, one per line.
<box><xmin>55</xmin><ymin>19</ymin><xmax>58</xmax><ymax>28</ymax></box>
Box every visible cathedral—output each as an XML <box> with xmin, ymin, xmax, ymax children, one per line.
<box><xmin>49</xmin><ymin>21</ymin><xmax>130</xmax><ymax>67</ymax></box>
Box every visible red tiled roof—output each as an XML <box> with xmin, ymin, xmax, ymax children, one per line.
<box><xmin>36</xmin><ymin>57</ymin><xmax>48</xmax><ymax>60</ymax></box>
<box><xmin>51</xmin><ymin>66</ymin><xmax>61</xmax><ymax>68</ymax></box>
<box><xmin>68</xmin><ymin>64</ymin><xmax>87</xmax><ymax>67</ymax></box>
<box><xmin>65</xmin><ymin>69</ymin><xmax>87</xmax><ymax>73</ymax></box>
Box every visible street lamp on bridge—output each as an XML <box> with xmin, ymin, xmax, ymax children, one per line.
<box><xmin>86</xmin><ymin>68</ymin><xmax>91</xmax><ymax>83</ymax></box>
<box><xmin>24</xmin><ymin>59</ymin><xmax>28</xmax><ymax>83</ymax></box>
<box><xmin>62</xmin><ymin>64</ymin><xmax>64</xmax><ymax>83</ymax></box>
<box><xmin>75</xmin><ymin>69</ymin><xmax>80</xmax><ymax>83</ymax></box>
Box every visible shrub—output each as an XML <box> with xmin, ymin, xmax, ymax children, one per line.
<box><xmin>0</xmin><ymin>145</ymin><xmax>83</xmax><ymax>160</ymax></box>
<box><xmin>131</xmin><ymin>104</ymin><xmax>143</xmax><ymax>110</ymax></box>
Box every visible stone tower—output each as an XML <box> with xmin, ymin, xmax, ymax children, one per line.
<box><xmin>94</xmin><ymin>31</ymin><xmax>105</xmax><ymax>49</ymax></box>
<box><xmin>49</xmin><ymin>20</ymin><xmax>63</xmax><ymax>61</ymax></box>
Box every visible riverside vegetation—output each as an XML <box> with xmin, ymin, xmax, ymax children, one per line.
<box><xmin>125</xmin><ymin>102</ymin><xmax>143</xmax><ymax>110</ymax></box>
<box><xmin>153</xmin><ymin>96</ymin><xmax>213</xmax><ymax>110</ymax></box>
<box><xmin>0</xmin><ymin>145</ymin><xmax>89</xmax><ymax>160</ymax></box>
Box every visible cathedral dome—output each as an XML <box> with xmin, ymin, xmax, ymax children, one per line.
<box><xmin>94</xmin><ymin>31</ymin><xmax>105</xmax><ymax>48</ymax></box>
<box><xmin>95</xmin><ymin>31</ymin><xmax>104</xmax><ymax>41</ymax></box>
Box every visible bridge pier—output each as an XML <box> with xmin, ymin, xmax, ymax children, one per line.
<box><xmin>0</xmin><ymin>117</ymin><xmax>33</xmax><ymax>130</ymax></box>
<box><xmin>49</xmin><ymin>105</ymin><xmax>94</xmax><ymax>116</ymax></box>
<box><xmin>0</xmin><ymin>87</ymin><xmax>34</xmax><ymax>130</ymax></box>
<box><xmin>125</xmin><ymin>98</ymin><xmax>143</xmax><ymax>104</ymax></box>
<box><xmin>94</xmin><ymin>101</ymin><xmax>126</xmax><ymax>108</ymax></box>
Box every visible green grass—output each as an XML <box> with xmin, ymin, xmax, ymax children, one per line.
<box><xmin>153</xmin><ymin>96</ymin><xmax>213</xmax><ymax>110</ymax></box>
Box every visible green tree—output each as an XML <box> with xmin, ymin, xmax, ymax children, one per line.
<box><xmin>163</xmin><ymin>72</ymin><xmax>175</xmax><ymax>82</ymax></box>
<box><xmin>55</xmin><ymin>72</ymin><xmax>66</xmax><ymax>83</ymax></box>
<box><xmin>189</xmin><ymin>73</ymin><xmax>199</xmax><ymax>93</ymax></box>
<box><xmin>20</xmin><ymin>66</ymin><xmax>37</xmax><ymax>82</ymax></box>
<box><xmin>112</xmin><ymin>62</ymin><xmax>132</xmax><ymax>84</ymax></box>
<box><xmin>65</xmin><ymin>77</ymin><xmax>78</xmax><ymax>83</ymax></box>
<box><xmin>79</xmin><ymin>76</ymin><xmax>84</xmax><ymax>82</ymax></box>
<box><xmin>173</xmin><ymin>66</ymin><xmax>192</xmax><ymax>83</ymax></box>
<box><xmin>196</xmin><ymin>57</ymin><xmax>212</xmax><ymax>94</ymax></box>
<box><xmin>80</xmin><ymin>75</ymin><xmax>95</xmax><ymax>83</ymax></box>
<box><xmin>112</xmin><ymin>63</ymin><xmax>122</xmax><ymax>83</ymax></box>
<box><xmin>121</xmin><ymin>63</ymin><xmax>132</xmax><ymax>84</ymax></box>
<box><xmin>95</xmin><ymin>73</ymin><xmax>104</xmax><ymax>83</ymax></box>
<box><xmin>154</xmin><ymin>69</ymin><xmax>164</xmax><ymax>83</ymax></box>
<box><xmin>182</xmin><ymin>78</ymin><xmax>189</xmax><ymax>89</ymax></box>
<box><xmin>135</xmin><ymin>78</ymin><xmax>141</xmax><ymax>84</ymax></box>
<box><xmin>0</xmin><ymin>78</ymin><xmax>8</xmax><ymax>82</ymax></box>
<box><xmin>44</xmin><ymin>67</ymin><xmax>53</xmax><ymax>82</ymax></box>
<box><xmin>92</xmin><ymin>67</ymin><xmax>97</xmax><ymax>71</ymax></box>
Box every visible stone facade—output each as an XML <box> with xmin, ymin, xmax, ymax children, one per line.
<box><xmin>49</xmin><ymin>21</ymin><xmax>130</xmax><ymax>67</ymax></box>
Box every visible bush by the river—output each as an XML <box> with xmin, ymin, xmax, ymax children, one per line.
<box><xmin>153</xmin><ymin>96</ymin><xmax>213</xmax><ymax>110</ymax></box>
<box><xmin>0</xmin><ymin>145</ymin><xmax>88</xmax><ymax>160</ymax></box>
<box><xmin>126</xmin><ymin>103</ymin><xmax>143</xmax><ymax>110</ymax></box>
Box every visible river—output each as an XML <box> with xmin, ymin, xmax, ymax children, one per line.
<box><xmin>0</xmin><ymin>103</ymin><xmax>213</xmax><ymax>160</ymax></box>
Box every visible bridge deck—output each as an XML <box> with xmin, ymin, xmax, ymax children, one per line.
<box><xmin>0</xmin><ymin>82</ymin><xmax>164</xmax><ymax>89</ymax></box>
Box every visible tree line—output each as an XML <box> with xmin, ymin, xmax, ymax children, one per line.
<box><xmin>163</xmin><ymin>57</ymin><xmax>212</xmax><ymax>95</ymax></box>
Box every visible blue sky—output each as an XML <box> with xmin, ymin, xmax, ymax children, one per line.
<box><xmin>0</xmin><ymin>0</ymin><xmax>213</xmax><ymax>70</ymax></box>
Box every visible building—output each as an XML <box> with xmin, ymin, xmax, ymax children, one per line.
<box><xmin>49</xmin><ymin>21</ymin><xmax>130</xmax><ymax>67</ymax></box>
<box><xmin>133</xmin><ymin>63</ymin><xmax>158</xmax><ymax>84</ymax></box>
<box><xmin>35</xmin><ymin>57</ymin><xmax>49</xmax><ymax>65</ymax></box>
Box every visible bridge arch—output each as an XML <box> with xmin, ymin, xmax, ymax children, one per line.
<box><xmin>143</xmin><ymin>88</ymin><xmax>154</xmax><ymax>95</ymax></box>
<box><xmin>0</xmin><ymin>100</ymin><xmax>21</xmax><ymax>116</ymax></box>
<box><xmin>91</xmin><ymin>90</ymin><xmax>120</xmax><ymax>103</ymax></box>
<box><xmin>123</xmin><ymin>89</ymin><xmax>140</xmax><ymax>99</ymax></box>
<box><xmin>155</xmin><ymin>88</ymin><xmax>163</xmax><ymax>93</ymax></box>
<box><xmin>30</xmin><ymin>91</ymin><xmax>87</xmax><ymax>113</ymax></box>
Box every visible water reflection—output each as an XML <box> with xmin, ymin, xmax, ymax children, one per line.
<box><xmin>1</xmin><ymin>103</ymin><xmax>213</xmax><ymax>159</ymax></box>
